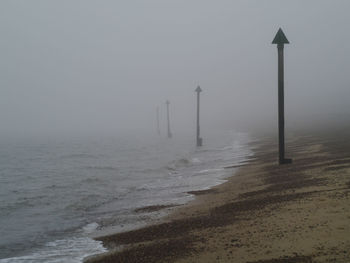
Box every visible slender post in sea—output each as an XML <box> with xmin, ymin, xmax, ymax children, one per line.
<box><xmin>166</xmin><ymin>100</ymin><xmax>172</xmax><ymax>138</ymax></box>
<box><xmin>195</xmin><ymin>86</ymin><xmax>203</xmax><ymax>146</ymax></box>
<box><xmin>156</xmin><ymin>106</ymin><xmax>161</xmax><ymax>136</ymax></box>
<box><xmin>272</xmin><ymin>28</ymin><xmax>292</xmax><ymax>165</ymax></box>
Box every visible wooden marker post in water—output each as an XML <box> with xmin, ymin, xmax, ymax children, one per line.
<box><xmin>272</xmin><ymin>28</ymin><xmax>292</xmax><ymax>165</ymax></box>
<box><xmin>156</xmin><ymin>107</ymin><xmax>161</xmax><ymax>136</ymax></box>
<box><xmin>195</xmin><ymin>86</ymin><xmax>203</xmax><ymax>147</ymax></box>
<box><xmin>166</xmin><ymin>100</ymin><xmax>172</xmax><ymax>138</ymax></box>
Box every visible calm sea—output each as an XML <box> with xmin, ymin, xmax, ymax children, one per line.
<box><xmin>0</xmin><ymin>130</ymin><xmax>253</xmax><ymax>262</ymax></box>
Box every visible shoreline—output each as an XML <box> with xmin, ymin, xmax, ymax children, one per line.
<box><xmin>86</xmin><ymin>133</ymin><xmax>350</xmax><ymax>262</ymax></box>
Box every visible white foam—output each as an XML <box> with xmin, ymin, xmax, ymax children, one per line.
<box><xmin>0</xmin><ymin>237</ymin><xmax>106</xmax><ymax>263</ymax></box>
<box><xmin>197</xmin><ymin>168</ymin><xmax>224</xmax><ymax>174</ymax></box>
<box><xmin>82</xmin><ymin>222</ymin><xmax>99</xmax><ymax>234</ymax></box>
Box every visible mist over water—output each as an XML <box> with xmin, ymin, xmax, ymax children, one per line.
<box><xmin>1</xmin><ymin>1</ymin><xmax>350</xmax><ymax>137</ymax></box>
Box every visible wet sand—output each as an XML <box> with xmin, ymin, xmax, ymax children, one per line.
<box><xmin>85</xmin><ymin>132</ymin><xmax>350</xmax><ymax>263</ymax></box>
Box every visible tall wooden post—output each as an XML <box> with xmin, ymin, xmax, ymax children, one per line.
<box><xmin>166</xmin><ymin>100</ymin><xmax>172</xmax><ymax>138</ymax></box>
<box><xmin>272</xmin><ymin>28</ymin><xmax>292</xmax><ymax>165</ymax></box>
<box><xmin>156</xmin><ymin>107</ymin><xmax>161</xmax><ymax>136</ymax></box>
<box><xmin>195</xmin><ymin>86</ymin><xmax>203</xmax><ymax>146</ymax></box>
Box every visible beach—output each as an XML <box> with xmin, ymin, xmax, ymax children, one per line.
<box><xmin>85</xmin><ymin>131</ymin><xmax>350</xmax><ymax>263</ymax></box>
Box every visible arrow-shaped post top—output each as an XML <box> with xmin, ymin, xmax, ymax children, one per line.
<box><xmin>195</xmin><ymin>86</ymin><xmax>202</xmax><ymax>93</ymax></box>
<box><xmin>272</xmin><ymin>28</ymin><xmax>289</xmax><ymax>45</ymax></box>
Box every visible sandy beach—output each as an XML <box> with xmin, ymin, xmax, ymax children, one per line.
<box><xmin>85</xmin><ymin>132</ymin><xmax>350</xmax><ymax>263</ymax></box>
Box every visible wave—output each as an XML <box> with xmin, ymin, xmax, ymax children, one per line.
<box><xmin>196</xmin><ymin>168</ymin><xmax>224</xmax><ymax>174</ymax></box>
<box><xmin>0</xmin><ymin>198</ymin><xmax>37</xmax><ymax>215</ymax></box>
<box><xmin>84</xmin><ymin>166</ymin><xmax>118</xmax><ymax>171</ymax></box>
<box><xmin>0</xmin><ymin>237</ymin><xmax>106</xmax><ymax>263</ymax></box>
<box><xmin>166</xmin><ymin>157</ymin><xmax>201</xmax><ymax>171</ymax></box>
<box><xmin>176</xmin><ymin>158</ymin><xmax>190</xmax><ymax>165</ymax></box>
<box><xmin>64</xmin><ymin>194</ymin><xmax>106</xmax><ymax>212</ymax></box>
<box><xmin>221</xmin><ymin>146</ymin><xmax>233</xmax><ymax>151</ymax></box>
<box><xmin>191</xmin><ymin>158</ymin><xmax>201</xmax><ymax>164</ymax></box>
<box><xmin>59</xmin><ymin>153</ymin><xmax>97</xmax><ymax>159</ymax></box>
<box><xmin>81</xmin><ymin>177</ymin><xmax>104</xmax><ymax>184</ymax></box>
<box><xmin>82</xmin><ymin>222</ymin><xmax>99</xmax><ymax>234</ymax></box>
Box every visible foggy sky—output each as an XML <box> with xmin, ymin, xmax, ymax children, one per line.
<box><xmin>1</xmin><ymin>0</ymin><xmax>350</xmax><ymax>137</ymax></box>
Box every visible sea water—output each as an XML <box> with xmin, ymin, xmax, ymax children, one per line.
<box><xmin>0</xmin><ymin>130</ymin><xmax>253</xmax><ymax>262</ymax></box>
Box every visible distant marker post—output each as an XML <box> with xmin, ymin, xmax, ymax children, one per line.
<box><xmin>156</xmin><ymin>106</ymin><xmax>161</xmax><ymax>136</ymax></box>
<box><xmin>272</xmin><ymin>28</ymin><xmax>292</xmax><ymax>165</ymax></box>
<box><xmin>166</xmin><ymin>100</ymin><xmax>172</xmax><ymax>138</ymax></box>
<box><xmin>195</xmin><ymin>86</ymin><xmax>203</xmax><ymax>147</ymax></box>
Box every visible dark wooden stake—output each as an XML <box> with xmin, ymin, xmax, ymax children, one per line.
<box><xmin>195</xmin><ymin>86</ymin><xmax>203</xmax><ymax>146</ymax></box>
<box><xmin>156</xmin><ymin>106</ymin><xmax>161</xmax><ymax>136</ymax></box>
<box><xmin>272</xmin><ymin>28</ymin><xmax>292</xmax><ymax>165</ymax></box>
<box><xmin>166</xmin><ymin>100</ymin><xmax>172</xmax><ymax>138</ymax></box>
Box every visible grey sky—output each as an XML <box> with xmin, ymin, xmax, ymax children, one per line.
<box><xmin>1</xmin><ymin>1</ymin><xmax>350</xmax><ymax>137</ymax></box>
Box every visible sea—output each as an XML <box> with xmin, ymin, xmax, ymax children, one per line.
<box><xmin>0</xmin><ymin>130</ymin><xmax>254</xmax><ymax>262</ymax></box>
